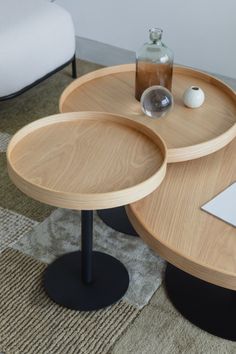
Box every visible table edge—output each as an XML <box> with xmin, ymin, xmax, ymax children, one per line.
<box><xmin>126</xmin><ymin>205</ymin><xmax>236</xmax><ymax>290</ymax></box>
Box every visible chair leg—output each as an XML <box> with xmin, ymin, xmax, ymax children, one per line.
<box><xmin>72</xmin><ymin>54</ymin><xmax>77</xmax><ymax>79</ymax></box>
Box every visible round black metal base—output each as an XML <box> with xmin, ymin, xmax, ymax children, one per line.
<box><xmin>165</xmin><ymin>263</ymin><xmax>236</xmax><ymax>341</ymax></box>
<box><xmin>97</xmin><ymin>207</ymin><xmax>139</xmax><ymax>236</ymax></box>
<box><xmin>44</xmin><ymin>251</ymin><xmax>129</xmax><ymax>311</ymax></box>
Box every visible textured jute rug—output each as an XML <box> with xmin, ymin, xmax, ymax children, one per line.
<box><xmin>0</xmin><ymin>249</ymin><xmax>139</xmax><ymax>354</ymax></box>
<box><xmin>1</xmin><ymin>58</ymin><xmax>236</xmax><ymax>353</ymax></box>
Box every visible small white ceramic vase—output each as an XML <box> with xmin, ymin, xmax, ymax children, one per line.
<box><xmin>183</xmin><ymin>86</ymin><xmax>205</xmax><ymax>108</ymax></box>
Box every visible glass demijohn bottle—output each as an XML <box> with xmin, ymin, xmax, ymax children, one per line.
<box><xmin>135</xmin><ymin>28</ymin><xmax>174</xmax><ymax>101</ymax></box>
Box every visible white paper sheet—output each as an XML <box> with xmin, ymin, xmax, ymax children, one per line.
<box><xmin>201</xmin><ymin>182</ymin><xmax>236</xmax><ymax>227</ymax></box>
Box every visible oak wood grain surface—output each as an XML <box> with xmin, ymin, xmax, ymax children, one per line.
<box><xmin>7</xmin><ymin>112</ymin><xmax>167</xmax><ymax>210</ymax></box>
<box><xmin>127</xmin><ymin>137</ymin><xmax>236</xmax><ymax>290</ymax></box>
<box><xmin>60</xmin><ymin>64</ymin><xmax>236</xmax><ymax>163</ymax></box>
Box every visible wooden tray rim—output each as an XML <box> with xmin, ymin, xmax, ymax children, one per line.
<box><xmin>59</xmin><ymin>64</ymin><xmax>236</xmax><ymax>163</ymax></box>
<box><xmin>7</xmin><ymin>111</ymin><xmax>167</xmax><ymax>210</ymax></box>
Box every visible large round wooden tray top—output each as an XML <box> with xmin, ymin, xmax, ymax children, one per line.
<box><xmin>126</xmin><ymin>137</ymin><xmax>236</xmax><ymax>290</ymax></box>
<box><xmin>60</xmin><ymin>64</ymin><xmax>236</xmax><ymax>163</ymax></box>
<box><xmin>7</xmin><ymin>112</ymin><xmax>167</xmax><ymax>210</ymax></box>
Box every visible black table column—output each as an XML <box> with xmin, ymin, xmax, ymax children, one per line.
<box><xmin>44</xmin><ymin>210</ymin><xmax>129</xmax><ymax>311</ymax></box>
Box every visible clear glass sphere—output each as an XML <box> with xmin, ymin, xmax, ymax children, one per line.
<box><xmin>140</xmin><ymin>85</ymin><xmax>174</xmax><ymax>118</ymax></box>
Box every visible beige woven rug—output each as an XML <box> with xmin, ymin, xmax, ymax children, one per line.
<box><xmin>0</xmin><ymin>249</ymin><xmax>139</xmax><ymax>354</ymax></box>
<box><xmin>0</xmin><ymin>207</ymin><xmax>37</xmax><ymax>252</ymax></box>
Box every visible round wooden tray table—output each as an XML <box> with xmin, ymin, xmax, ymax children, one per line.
<box><xmin>60</xmin><ymin>64</ymin><xmax>236</xmax><ymax>163</ymax></box>
<box><xmin>59</xmin><ymin>64</ymin><xmax>236</xmax><ymax>236</ymax></box>
<box><xmin>7</xmin><ymin>111</ymin><xmax>167</xmax><ymax>311</ymax></box>
<box><xmin>127</xmin><ymin>136</ymin><xmax>236</xmax><ymax>340</ymax></box>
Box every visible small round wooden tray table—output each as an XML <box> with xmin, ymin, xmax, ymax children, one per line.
<box><xmin>7</xmin><ymin>111</ymin><xmax>167</xmax><ymax>311</ymax></box>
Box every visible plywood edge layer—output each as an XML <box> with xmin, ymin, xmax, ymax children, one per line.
<box><xmin>167</xmin><ymin>125</ymin><xmax>236</xmax><ymax>162</ymax></box>
<box><xmin>7</xmin><ymin>158</ymin><xmax>167</xmax><ymax>210</ymax></box>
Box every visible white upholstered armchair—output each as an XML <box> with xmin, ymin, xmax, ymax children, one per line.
<box><xmin>0</xmin><ymin>0</ymin><xmax>76</xmax><ymax>100</ymax></box>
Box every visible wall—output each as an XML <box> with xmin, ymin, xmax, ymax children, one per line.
<box><xmin>56</xmin><ymin>0</ymin><xmax>236</xmax><ymax>78</ymax></box>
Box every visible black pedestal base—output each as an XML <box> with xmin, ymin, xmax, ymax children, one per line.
<box><xmin>97</xmin><ymin>207</ymin><xmax>139</xmax><ymax>236</ymax></box>
<box><xmin>165</xmin><ymin>264</ymin><xmax>236</xmax><ymax>341</ymax></box>
<box><xmin>44</xmin><ymin>251</ymin><xmax>129</xmax><ymax>311</ymax></box>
